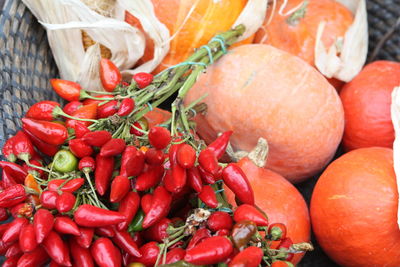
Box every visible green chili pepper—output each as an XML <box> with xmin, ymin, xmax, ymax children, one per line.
<box><xmin>128</xmin><ymin>209</ymin><xmax>144</xmax><ymax>232</ymax></box>
<box><xmin>52</xmin><ymin>150</ymin><xmax>78</xmax><ymax>173</ymax></box>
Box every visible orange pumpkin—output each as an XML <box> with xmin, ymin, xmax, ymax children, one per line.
<box><xmin>340</xmin><ymin>61</ymin><xmax>400</xmax><ymax>151</ymax></box>
<box><xmin>310</xmin><ymin>147</ymin><xmax>400</xmax><ymax>267</ymax></box>
<box><xmin>185</xmin><ymin>44</ymin><xmax>344</xmax><ymax>183</ymax></box>
<box><xmin>225</xmin><ymin>157</ymin><xmax>311</xmax><ymax>265</ymax></box>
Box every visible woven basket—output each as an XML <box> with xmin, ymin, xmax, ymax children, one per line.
<box><xmin>0</xmin><ymin>0</ymin><xmax>399</xmax><ymax>266</ymax></box>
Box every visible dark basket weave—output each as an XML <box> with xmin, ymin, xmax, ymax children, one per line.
<box><xmin>0</xmin><ymin>0</ymin><xmax>399</xmax><ymax>266</ymax></box>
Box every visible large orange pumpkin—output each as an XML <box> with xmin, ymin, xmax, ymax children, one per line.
<box><xmin>340</xmin><ymin>61</ymin><xmax>400</xmax><ymax>151</ymax></box>
<box><xmin>310</xmin><ymin>147</ymin><xmax>400</xmax><ymax>267</ymax></box>
<box><xmin>225</xmin><ymin>157</ymin><xmax>311</xmax><ymax>265</ymax></box>
<box><xmin>185</xmin><ymin>44</ymin><xmax>344</xmax><ymax>183</ymax></box>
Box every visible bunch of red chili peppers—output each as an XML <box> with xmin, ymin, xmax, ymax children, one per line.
<box><xmin>0</xmin><ymin>25</ymin><xmax>312</xmax><ymax>267</ymax></box>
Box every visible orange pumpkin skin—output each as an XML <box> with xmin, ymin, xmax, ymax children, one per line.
<box><xmin>310</xmin><ymin>147</ymin><xmax>400</xmax><ymax>267</ymax></box>
<box><xmin>340</xmin><ymin>61</ymin><xmax>400</xmax><ymax>151</ymax></box>
<box><xmin>185</xmin><ymin>44</ymin><xmax>344</xmax><ymax>182</ymax></box>
<box><xmin>255</xmin><ymin>0</ymin><xmax>353</xmax><ymax>66</ymax></box>
<box><xmin>225</xmin><ymin>157</ymin><xmax>311</xmax><ymax>265</ymax></box>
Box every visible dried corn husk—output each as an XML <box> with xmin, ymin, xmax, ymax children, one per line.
<box><xmin>233</xmin><ymin>0</ymin><xmax>268</xmax><ymax>42</ymax></box>
<box><xmin>314</xmin><ymin>0</ymin><xmax>368</xmax><ymax>82</ymax></box>
<box><xmin>390</xmin><ymin>86</ymin><xmax>400</xmax><ymax>229</ymax></box>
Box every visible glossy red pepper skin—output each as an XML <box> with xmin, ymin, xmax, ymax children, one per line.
<box><xmin>222</xmin><ymin>163</ymin><xmax>255</xmax><ymax>205</ymax></box>
<box><xmin>120</xmin><ymin>146</ymin><xmax>145</xmax><ymax>177</ymax></box>
<box><xmin>1</xmin><ymin>170</ymin><xmax>17</xmax><ymax>189</ymax></box>
<box><xmin>187</xmin><ymin>228</ymin><xmax>212</xmax><ymax>250</ymax></box>
<box><xmin>198</xmin><ymin>149</ymin><xmax>219</xmax><ymax>176</ymax></box>
<box><xmin>268</xmin><ymin>223</ymin><xmax>287</xmax><ymax>241</ymax></box>
<box><xmin>148</xmin><ymin>126</ymin><xmax>171</xmax><ymax>149</ymax></box>
<box><xmin>74</xmin><ymin>204</ymin><xmax>126</xmax><ymax>227</ymax></box>
<box><xmin>278</xmin><ymin>238</ymin><xmax>294</xmax><ymax>261</ymax></box>
<box><xmin>23</xmin><ymin>129</ymin><xmax>59</xmax><ymax>157</ymax></box>
<box><xmin>271</xmin><ymin>261</ymin><xmax>294</xmax><ymax>267</ymax></box>
<box><xmin>94</xmin><ymin>154</ymin><xmax>115</xmax><ymax>196</ymax></box>
<box><xmin>22</xmin><ymin>159</ymin><xmax>44</xmax><ymax>177</ymax></box>
<box><xmin>56</xmin><ymin>192</ymin><xmax>76</xmax><ymax>213</ymax></box>
<box><xmin>19</xmin><ymin>223</ymin><xmax>38</xmax><ymax>253</ymax></box>
<box><xmin>131</xmin><ymin>241</ymin><xmax>159</xmax><ymax>267</ymax></box>
<box><xmin>110</xmin><ymin>175</ymin><xmax>130</xmax><ymax>203</ymax></box>
<box><xmin>10</xmin><ymin>203</ymin><xmax>33</xmax><ymax>218</ymax></box>
<box><xmin>0</xmin><ymin>184</ymin><xmax>27</xmax><ymax>208</ymax></box>
<box><xmin>63</xmin><ymin>101</ymin><xmax>82</xmax><ymax>115</ymax></box>
<box><xmin>74</xmin><ymin>227</ymin><xmax>94</xmax><ymax>249</ymax></box>
<box><xmin>198</xmin><ymin>185</ymin><xmax>218</xmax><ymax>209</ymax></box>
<box><xmin>100</xmin><ymin>58</ymin><xmax>122</xmax><ymax>92</ymax></box>
<box><xmin>51</xmin><ymin>79</ymin><xmax>81</xmax><ymax>102</ymax></box>
<box><xmin>26</xmin><ymin>101</ymin><xmax>61</xmax><ymax>121</ymax></box>
<box><xmin>163</xmin><ymin>169</ymin><xmax>176</xmax><ymax>194</ymax></box>
<box><xmin>177</xmin><ymin>144</ymin><xmax>196</xmax><ymax>169</ymax></box>
<box><xmin>6</xmin><ymin>241</ymin><xmax>23</xmax><ymax>258</ymax></box>
<box><xmin>42</xmin><ymin>231</ymin><xmax>71</xmax><ymax>266</ymax></box>
<box><xmin>91</xmin><ymin>237</ymin><xmax>121</xmax><ymax>267</ymax></box>
<box><xmin>113</xmin><ymin>229</ymin><xmax>142</xmax><ymax>257</ymax></box>
<box><xmin>70</xmin><ymin>238</ymin><xmax>95</xmax><ymax>267</ymax></box>
<box><xmin>233</xmin><ymin>204</ymin><xmax>268</xmax><ymax>226</ymax></box>
<box><xmin>2</xmin><ymin>256</ymin><xmax>19</xmax><ymax>267</ymax></box>
<box><xmin>82</xmin><ymin>130</ymin><xmax>112</xmax><ymax>147</ymax></box>
<box><xmin>0</xmin><ymin>207</ymin><xmax>8</xmax><ymax>221</ymax></box>
<box><xmin>12</xmin><ymin>131</ymin><xmax>35</xmax><ymax>162</ymax></box>
<box><xmin>165</xmin><ymin>248</ymin><xmax>186</xmax><ymax>264</ymax></box>
<box><xmin>54</xmin><ymin>216</ymin><xmax>80</xmax><ymax>236</ymax></box>
<box><xmin>207</xmin><ymin>131</ymin><xmax>233</xmax><ymax>159</ymax></box>
<box><xmin>98</xmin><ymin>100</ymin><xmax>119</xmax><ymax>118</ymax></box>
<box><xmin>72</xmin><ymin>121</ymin><xmax>90</xmax><ymax>138</ymax></box>
<box><xmin>135</xmin><ymin>165</ymin><xmax>165</xmax><ymax>191</ymax></box>
<box><xmin>40</xmin><ymin>190</ymin><xmax>58</xmax><ymax>209</ymax></box>
<box><xmin>96</xmin><ymin>226</ymin><xmax>116</xmax><ymax>237</ymax></box>
<box><xmin>185</xmin><ymin>236</ymin><xmax>233</xmax><ymax>265</ymax></box>
<box><xmin>48</xmin><ymin>178</ymin><xmax>85</xmax><ymax>193</ymax></box>
<box><xmin>0</xmin><ymin>239</ymin><xmax>13</xmax><ymax>254</ymax></box>
<box><xmin>133</xmin><ymin>72</ymin><xmax>154</xmax><ymax>89</ymax></box>
<box><xmin>216</xmin><ymin>228</ymin><xmax>231</xmax><ymax>236</ymax></box>
<box><xmin>69</xmin><ymin>138</ymin><xmax>93</xmax><ymax>158</ymax></box>
<box><xmin>34</xmin><ymin>209</ymin><xmax>54</xmax><ymax>244</ymax></box>
<box><xmin>117</xmin><ymin>98</ymin><xmax>135</xmax><ymax>116</ymax></box>
<box><xmin>79</xmin><ymin>156</ymin><xmax>96</xmax><ymax>173</ymax></box>
<box><xmin>141</xmin><ymin>193</ymin><xmax>153</xmax><ymax>214</ymax></box>
<box><xmin>100</xmin><ymin>138</ymin><xmax>126</xmax><ymax>157</ymax></box>
<box><xmin>188</xmin><ymin>167</ymin><xmax>203</xmax><ymax>193</ymax></box>
<box><xmin>143</xmin><ymin>217</ymin><xmax>171</xmax><ymax>243</ymax></box>
<box><xmin>130</xmin><ymin>121</ymin><xmax>145</xmax><ymax>136</ymax></box>
<box><xmin>67</xmin><ymin>103</ymin><xmax>98</xmax><ymax>127</ymax></box>
<box><xmin>2</xmin><ymin>136</ymin><xmax>17</xmax><ymax>162</ymax></box>
<box><xmin>145</xmin><ymin>148</ymin><xmax>164</xmax><ymax>166</ymax></box>
<box><xmin>228</xmin><ymin>246</ymin><xmax>264</xmax><ymax>267</ymax></box>
<box><xmin>0</xmin><ymin>161</ymin><xmax>28</xmax><ymax>183</ymax></box>
<box><xmin>2</xmin><ymin>217</ymin><xmax>28</xmax><ymax>243</ymax></box>
<box><xmin>22</xmin><ymin>118</ymin><xmax>68</xmax><ymax>146</ymax></box>
<box><xmin>142</xmin><ymin>186</ymin><xmax>172</xmax><ymax>228</ymax></box>
<box><xmin>207</xmin><ymin>211</ymin><xmax>233</xmax><ymax>232</ymax></box>
<box><xmin>168</xmin><ymin>144</ymin><xmax>186</xmax><ymax>193</ymax></box>
<box><xmin>17</xmin><ymin>246</ymin><xmax>49</xmax><ymax>267</ymax></box>
<box><xmin>118</xmin><ymin>191</ymin><xmax>140</xmax><ymax>231</ymax></box>
<box><xmin>198</xmin><ymin>165</ymin><xmax>216</xmax><ymax>184</ymax></box>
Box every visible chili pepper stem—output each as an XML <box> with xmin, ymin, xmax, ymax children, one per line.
<box><xmin>53</xmin><ymin>106</ymin><xmax>98</xmax><ymax>123</ymax></box>
<box><xmin>83</xmin><ymin>172</ymin><xmax>101</xmax><ymax>207</ymax></box>
<box><xmin>79</xmin><ymin>90</ymin><xmax>115</xmax><ymax>101</ymax></box>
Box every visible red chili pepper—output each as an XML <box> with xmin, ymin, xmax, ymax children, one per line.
<box><xmin>145</xmin><ymin>148</ymin><xmax>164</xmax><ymax>165</ymax></box>
<box><xmin>2</xmin><ymin>136</ymin><xmax>17</xmax><ymax>162</ymax></box>
<box><xmin>188</xmin><ymin>167</ymin><xmax>203</xmax><ymax>193</ymax></box>
<box><xmin>143</xmin><ymin>217</ymin><xmax>170</xmax><ymax>243</ymax></box>
<box><xmin>12</xmin><ymin>131</ymin><xmax>35</xmax><ymax>162</ymax></box>
<box><xmin>131</xmin><ymin>241</ymin><xmax>159</xmax><ymax>267</ymax></box>
<box><xmin>117</xmin><ymin>191</ymin><xmax>140</xmax><ymax>231</ymax></box>
<box><xmin>97</xmin><ymin>100</ymin><xmax>119</xmax><ymax>119</ymax></box>
<box><xmin>17</xmin><ymin>246</ymin><xmax>49</xmax><ymax>267</ymax></box>
<box><xmin>110</xmin><ymin>175</ymin><xmax>130</xmax><ymax>203</ymax></box>
<box><xmin>271</xmin><ymin>261</ymin><xmax>295</xmax><ymax>267</ymax></box>
<box><xmin>141</xmin><ymin>193</ymin><xmax>153</xmax><ymax>214</ymax></box>
<box><xmin>70</xmin><ymin>238</ymin><xmax>95</xmax><ymax>267</ymax></box>
<box><xmin>56</xmin><ymin>192</ymin><xmax>76</xmax><ymax>213</ymax></box>
<box><xmin>233</xmin><ymin>204</ymin><xmax>268</xmax><ymax>226</ymax></box>
<box><xmin>22</xmin><ymin>159</ymin><xmax>44</xmax><ymax>177</ymax></box>
<box><xmin>198</xmin><ymin>149</ymin><xmax>219</xmax><ymax>176</ymax></box>
<box><xmin>79</xmin><ymin>156</ymin><xmax>96</xmax><ymax>173</ymax></box>
<box><xmin>63</xmin><ymin>101</ymin><xmax>82</xmax><ymax>115</ymax></box>
<box><xmin>40</xmin><ymin>190</ymin><xmax>58</xmax><ymax>209</ymax></box>
<box><xmin>54</xmin><ymin>216</ymin><xmax>80</xmax><ymax>236</ymax></box>
<box><xmin>198</xmin><ymin>185</ymin><xmax>218</xmax><ymax>209</ymax></box>
<box><xmin>130</xmin><ymin>121</ymin><xmax>145</xmax><ymax>136</ymax></box>
<box><xmin>94</xmin><ymin>154</ymin><xmax>115</xmax><ymax>196</ymax></box>
<box><xmin>82</xmin><ymin>130</ymin><xmax>112</xmax><ymax>147</ymax></box>
<box><xmin>278</xmin><ymin>238</ymin><xmax>294</xmax><ymax>261</ymax></box>
<box><xmin>71</xmin><ymin>121</ymin><xmax>90</xmax><ymax>138</ymax></box>
<box><xmin>100</xmin><ymin>58</ymin><xmax>122</xmax><ymax>92</ymax></box>
<box><xmin>49</xmin><ymin>260</ymin><xmax>62</xmax><ymax>267</ymax></box>
<box><xmin>112</xmin><ymin>229</ymin><xmax>141</xmax><ymax>257</ymax></box>
<box><xmin>198</xmin><ymin>165</ymin><xmax>216</xmax><ymax>184</ymax></box>
<box><xmin>228</xmin><ymin>246</ymin><xmax>263</xmax><ymax>267</ymax></box>
<box><xmin>100</xmin><ymin>138</ymin><xmax>126</xmax><ymax>157</ymax></box>
<box><xmin>0</xmin><ymin>184</ymin><xmax>27</xmax><ymax>208</ymax></box>
<box><xmin>117</xmin><ymin>98</ymin><xmax>135</xmax><ymax>116</ymax></box>
<box><xmin>142</xmin><ymin>186</ymin><xmax>172</xmax><ymax>228</ymax></box>
<box><xmin>91</xmin><ymin>237</ymin><xmax>121</xmax><ymax>267</ymax></box>
<box><xmin>22</xmin><ymin>118</ymin><xmax>67</xmax><ymax>146</ymax></box>
<box><xmin>177</xmin><ymin>144</ymin><xmax>196</xmax><ymax>169</ymax></box>
<box><xmin>2</xmin><ymin>217</ymin><xmax>28</xmax><ymax>243</ymax></box>
<box><xmin>1</xmin><ymin>170</ymin><xmax>17</xmax><ymax>189</ymax></box>
<box><xmin>0</xmin><ymin>207</ymin><xmax>8</xmax><ymax>221</ymax></box>
<box><xmin>0</xmin><ymin>239</ymin><xmax>13</xmax><ymax>254</ymax></box>
<box><xmin>48</xmin><ymin>178</ymin><xmax>85</xmax><ymax>193</ymax></box>
<box><xmin>148</xmin><ymin>127</ymin><xmax>171</xmax><ymax>149</ymax></box>
<box><xmin>42</xmin><ymin>231</ymin><xmax>71</xmax><ymax>266</ymax></box>
<box><xmin>74</xmin><ymin>204</ymin><xmax>126</xmax><ymax>227</ymax></box>
<box><xmin>185</xmin><ymin>236</ymin><xmax>233</xmax><ymax>265</ymax></box>
<box><xmin>96</xmin><ymin>226</ymin><xmax>116</xmax><ymax>237</ymax></box>
<box><xmin>19</xmin><ymin>223</ymin><xmax>38</xmax><ymax>253</ymax></box>
<box><xmin>74</xmin><ymin>227</ymin><xmax>94</xmax><ymax>249</ymax></box>
<box><xmin>207</xmin><ymin>131</ymin><xmax>233</xmax><ymax>159</ymax></box>
<box><xmin>133</xmin><ymin>72</ymin><xmax>154</xmax><ymax>89</ymax></box>
<box><xmin>168</xmin><ymin>144</ymin><xmax>186</xmax><ymax>193</ymax></box>
<box><xmin>25</xmin><ymin>101</ymin><xmax>61</xmax><ymax>121</ymax></box>
<box><xmin>120</xmin><ymin>146</ymin><xmax>145</xmax><ymax>177</ymax></box>
<box><xmin>268</xmin><ymin>223</ymin><xmax>287</xmax><ymax>241</ymax></box>
<box><xmin>68</xmin><ymin>138</ymin><xmax>93</xmax><ymax>158</ymax></box>
<box><xmin>135</xmin><ymin>165</ymin><xmax>165</xmax><ymax>191</ymax></box>
<box><xmin>50</xmin><ymin>79</ymin><xmax>81</xmax><ymax>102</ymax></box>
<box><xmin>207</xmin><ymin>211</ymin><xmax>233</xmax><ymax>232</ymax></box>
<box><xmin>23</xmin><ymin>129</ymin><xmax>59</xmax><ymax>157</ymax></box>
<box><xmin>187</xmin><ymin>228</ymin><xmax>212</xmax><ymax>250</ymax></box>
<box><xmin>5</xmin><ymin>242</ymin><xmax>23</xmax><ymax>258</ymax></box>
<box><xmin>33</xmin><ymin>208</ymin><xmax>55</xmax><ymax>244</ymax></box>
<box><xmin>215</xmin><ymin>228</ymin><xmax>231</xmax><ymax>236</ymax></box>
<box><xmin>165</xmin><ymin>247</ymin><xmax>186</xmax><ymax>264</ymax></box>
<box><xmin>10</xmin><ymin>203</ymin><xmax>33</xmax><ymax>218</ymax></box>
<box><xmin>68</xmin><ymin>103</ymin><xmax>97</xmax><ymax>126</ymax></box>
<box><xmin>222</xmin><ymin>163</ymin><xmax>254</xmax><ymax>205</ymax></box>
<box><xmin>163</xmin><ymin>169</ymin><xmax>176</xmax><ymax>194</ymax></box>
<box><xmin>0</xmin><ymin>161</ymin><xmax>28</xmax><ymax>183</ymax></box>
<box><xmin>2</xmin><ymin>256</ymin><xmax>19</xmax><ymax>267</ymax></box>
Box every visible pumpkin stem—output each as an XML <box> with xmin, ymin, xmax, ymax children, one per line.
<box><xmin>226</xmin><ymin>137</ymin><xmax>269</xmax><ymax>168</ymax></box>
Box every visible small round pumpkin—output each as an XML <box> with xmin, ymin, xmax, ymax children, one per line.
<box><xmin>310</xmin><ymin>147</ymin><xmax>400</xmax><ymax>267</ymax></box>
<box><xmin>340</xmin><ymin>60</ymin><xmax>400</xmax><ymax>151</ymax></box>
<box><xmin>185</xmin><ymin>44</ymin><xmax>344</xmax><ymax>182</ymax></box>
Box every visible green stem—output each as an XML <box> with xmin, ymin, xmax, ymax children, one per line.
<box><xmin>84</xmin><ymin>172</ymin><xmax>101</xmax><ymax>207</ymax></box>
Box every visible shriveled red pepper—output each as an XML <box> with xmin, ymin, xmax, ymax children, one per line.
<box><xmin>95</xmin><ymin>154</ymin><xmax>115</xmax><ymax>196</ymax></box>
<box><xmin>56</xmin><ymin>192</ymin><xmax>76</xmax><ymax>213</ymax></box>
<box><xmin>98</xmin><ymin>100</ymin><xmax>119</xmax><ymax>118</ymax></box>
<box><xmin>145</xmin><ymin>148</ymin><xmax>164</xmax><ymax>166</ymax></box>
<box><xmin>185</xmin><ymin>236</ymin><xmax>233</xmax><ymax>265</ymax></box>
<box><xmin>40</xmin><ymin>190</ymin><xmax>58</xmax><ymax>209</ymax></box>
<box><xmin>148</xmin><ymin>126</ymin><xmax>171</xmax><ymax>149</ymax></box>
<box><xmin>133</xmin><ymin>72</ymin><xmax>154</xmax><ymax>89</ymax></box>
<box><xmin>42</xmin><ymin>231</ymin><xmax>71</xmax><ymax>266</ymax></box>
<box><xmin>100</xmin><ymin>138</ymin><xmax>126</xmax><ymax>157</ymax></box>
<box><xmin>135</xmin><ymin>165</ymin><xmax>164</xmax><ymax>191</ymax></box>
<box><xmin>222</xmin><ymin>163</ymin><xmax>254</xmax><ymax>205</ymax></box>
<box><xmin>12</xmin><ymin>131</ymin><xmax>35</xmax><ymax>162</ymax></box>
<box><xmin>23</xmin><ymin>129</ymin><xmax>59</xmax><ymax>156</ymax></box>
<box><xmin>2</xmin><ymin>136</ymin><xmax>17</xmax><ymax>162</ymax></box>
<box><xmin>91</xmin><ymin>237</ymin><xmax>121</xmax><ymax>267</ymax></box>
<box><xmin>117</xmin><ymin>191</ymin><xmax>140</xmax><ymax>231</ymax></box>
<box><xmin>233</xmin><ymin>204</ymin><xmax>268</xmax><ymax>226</ymax></box>
<box><xmin>188</xmin><ymin>167</ymin><xmax>203</xmax><ymax>193</ymax></box>
<box><xmin>22</xmin><ymin>118</ymin><xmax>67</xmax><ymax>146</ymax></box>
<box><xmin>268</xmin><ymin>223</ymin><xmax>287</xmax><ymax>241</ymax></box>
<box><xmin>100</xmin><ymin>58</ymin><xmax>122</xmax><ymax>92</ymax></box>
<box><xmin>82</xmin><ymin>130</ymin><xmax>112</xmax><ymax>147</ymax></box>
<box><xmin>69</xmin><ymin>238</ymin><xmax>95</xmax><ymax>267</ymax></box>
<box><xmin>141</xmin><ymin>193</ymin><xmax>153</xmax><ymax>214</ymax></box>
<box><xmin>10</xmin><ymin>203</ymin><xmax>33</xmax><ymax>218</ymax></box>
<box><xmin>120</xmin><ymin>146</ymin><xmax>145</xmax><ymax>177</ymax></box>
<box><xmin>0</xmin><ymin>161</ymin><xmax>28</xmax><ymax>183</ymax></box>
<box><xmin>74</xmin><ymin>227</ymin><xmax>94</xmax><ymax>249</ymax></box>
<box><xmin>177</xmin><ymin>144</ymin><xmax>196</xmax><ymax>169</ymax></box>
<box><xmin>198</xmin><ymin>149</ymin><xmax>219</xmax><ymax>176</ymax></box>
<box><xmin>26</xmin><ymin>100</ymin><xmax>61</xmax><ymax>121</ymax></box>
<box><xmin>63</xmin><ymin>101</ymin><xmax>82</xmax><ymax>115</ymax></box>
<box><xmin>96</xmin><ymin>226</ymin><xmax>116</xmax><ymax>237</ymax></box>
<box><xmin>5</xmin><ymin>242</ymin><xmax>23</xmax><ymax>258</ymax></box>
<box><xmin>74</xmin><ymin>204</ymin><xmax>126</xmax><ymax>227</ymax></box>
<box><xmin>207</xmin><ymin>131</ymin><xmax>233</xmax><ymax>159</ymax></box>
<box><xmin>17</xmin><ymin>246</ymin><xmax>49</xmax><ymax>266</ymax></box>
<box><xmin>207</xmin><ymin>211</ymin><xmax>233</xmax><ymax>232</ymax></box>
<box><xmin>19</xmin><ymin>223</ymin><xmax>37</xmax><ymax>253</ymax></box>
<box><xmin>0</xmin><ymin>184</ymin><xmax>27</xmax><ymax>208</ymax></box>
<box><xmin>228</xmin><ymin>246</ymin><xmax>263</xmax><ymax>267</ymax></box>
<box><xmin>48</xmin><ymin>178</ymin><xmax>84</xmax><ymax>193</ymax></box>
<box><xmin>117</xmin><ymin>98</ymin><xmax>135</xmax><ymax>116</ymax></box>
<box><xmin>1</xmin><ymin>169</ymin><xmax>17</xmax><ymax>189</ymax></box>
<box><xmin>165</xmin><ymin>247</ymin><xmax>186</xmax><ymax>264</ymax></box>
<box><xmin>110</xmin><ymin>175</ymin><xmax>130</xmax><ymax>203</ymax></box>
<box><xmin>51</xmin><ymin>78</ymin><xmax>81</xmax><ymax>102</ymax></box>
<box><xmin>187</xmin><ymin>228</ymin><xmax>212</xmax><ymax>250</ymax></box>
<box><xmin>142</xmin><ymin>186</ymin><xmax>172</xmax><ymax>228</ymax></box>
<box><xmin>143</xmin><ymin>217</ymin><xmax>171</xmax><ymax>243</ymax></box>
<box><xmin>198</xmin><ymin>165</ymin><xmax>216</xmax><ymax>184</ymax></box>
<box><xmin>198</xmin><ymin>185</ymin><xmax>218</xmax><ymax>209</ymax></box>
<box><xmin>34</xmin><ymin>209</ymin><xmax>54</xmax><ymax>244</ymax></box>
<box><xmin>113</xmin><ymin>229</ymin><xmax>142</xmax><ymax>257</ymax></box>
<box><xmin>131</xmin><ymin>241</ymin><xmax>159</xmax><ymax>266</ymax></box>
<box><xmin>54</xmin><ymin>216</ymin><xmax>80</xmax><ymax>236</ymax></box>
<box><xmin>69</xmin><ymin>138</ymin><xmax>93</xmax><ymax>158</ymax></box>
<box><xmin>2</xmin><ymin>217</ymin><xmax>28</xmax><ymax>243</ymax></box>
<box><xmin>278</xmin><ymin>238</ymin><xmax>294</xmax><ymax>261</ymax></box>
